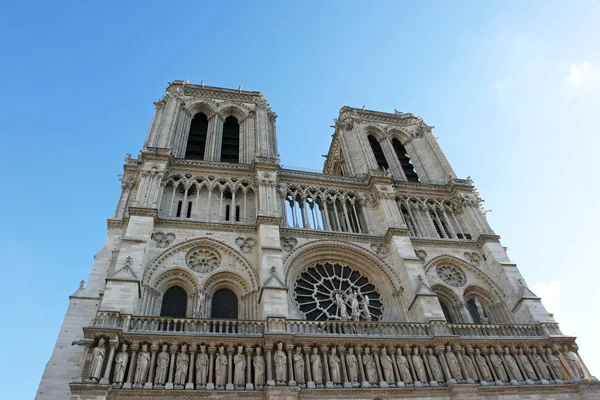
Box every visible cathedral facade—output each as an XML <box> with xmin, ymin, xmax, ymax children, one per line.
<box><xmin>36</xmin><ymin>81</ymin><xmax>598</xmax><ymax>399</ymax></box>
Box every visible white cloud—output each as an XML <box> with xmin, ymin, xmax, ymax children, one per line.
<box><xmin>532</xmin><ymin>281</ymin><xmax>561</xmax><ymax>314</ymax></box>
<box><xmin>565</xmin><ymin>62</ymin><xmax>599</xmax><ymax>85</ymax></box>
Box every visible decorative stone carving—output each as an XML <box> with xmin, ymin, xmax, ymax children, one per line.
<box><xmin>154</xmin><ymin>344</ymin><xmax>170</xmax><ymax>386</ymax></box>
<box><xmin>489</xmin><ymin>347</ymin><xmax>507</xmax><ymax>382</ymax></box>
<box><xmin>293</xmin><ymin>347</ymin><xmax>305</xmax><ymax>384</ymax></box>
<box><xmin>346</xmin><ymin>348</ymin><xmax>359</xmax><ymax>383</ymax></box>
<box><xmin>445</xmin><ymin>346</ymin><xmax>462</xmax><ymax>380</ymax></box>
<box><xmin>311</xmin><ymin>348</ymin><xmax>323</xmax><ymax>385</ymax></box>
<box><xmin>195</xmin><ymin>290</ymin><xmax>207</xmax><ymax>318</ymax></box>
<box><xmin>464</xmin><ymin>251</ymin><xmax>481</xmax><ymax>266</ymax></box>
<box><xmin>329</xmin><ymin>347</ymin><xmax>342</xmax><ymax>385</ymax></box>
<box><xmin>462</xmin><ymin>349</ymin><xmax>478</xmax><ymax>381</ymax></box>
<box><xmin>274</xmin><ymin>342</ymin><xmax>287</xmax><ymax>383</ymax></box>
<box><xmin>532</xmin><ymin>348</ymin><xmax>551</xmax><ymax>380</ymax></box>
<box><xmin>547</xmin><ymin>350</ymin><xmax>566</xmax><ymax>380</ymax></box>
<box><xmin>370</xmin><ymin>243</ymin><xmax>388</xmax><ymax>259</ymax></box>
<box><xmin>174</xmin><ymin>345</ymin><xmax>189</xmax><ymax>386</ymax></box>
<box><xmin>113</xmin><ymin>344</ymin><xmax>129</xmax><ymax>385</ymax></box>
<box><xmin>504</xmin><ymin>347</ymin><xmax>523</xmax><ymax>381</ymax></box>
<box><xmin>215</xmin><ymin>346</ymin><xmax>228</xmax><ymax>387</ymax></box>
<box><xmin>563</xmin><ymin>345</ymin><xmax>585</xmax><ymax>378</ymax></box>
<box><xmin>415</xmin><ymin>250</ymin><xmax>427</xmax><ymax>262</ymax></box>
<box><xmin>395</xmin><ymin>348</ymin><xmax>413</xmax><ymax>384</ymax></box>
<box><xmin>152</xmin><ymin>232</ymin><xmax>176</xmax><ymax>248</ymax></box>
<box><xmin>196</xmin><ymin>345</ymin><xmax>209</xmax><ymax>386</ymax></box>
<box><xmin>363</xmin><ymin>347</ymin><xmax>378</xmax><ymax>384</ymax></box>
<box><xmin>475</xmin><ymin>349</ymin><xmax>493</xmax><ymax>381</ymax></box>
<box><xmin>253</xmin><ymin>347</ymin><xmax>265</xmax><ymax>387</ymax></box>
<box><xmin>234</xmin><ymin>346</ymin><xmax>246</xmax><ymax>386</ymax></box>
<box><xmin>436</xmin><ymin>265</ymin><xmax>466</xmax><ymax>287</ymax></box>
<box><xmin>134</xmin><ymin>344</ymin><xmax>151</xmax><ymax>386</ymax></box>
<box><xmin>280</xmin><ymin>236</ymin><xmax>298</xmax><ymax>252</ymax></box>
<box><xmin>412</xmin><ymin>347</ymin><xmax>428</xmax><ymax>383</ymax></box>
<box><xmin>235</xmin><ymin>237</ymin><xmax>257</xmax><ymax>254</ymax></box>
<box><xmin>87</xmin><ymin>338</ymin><xmax>106</xmax><ymax>382</ymax></box>
<box><xmin>186</xmin><ymin>248</ymin><xmax>221</xmax><ymax>273</ymax></box>
<box><xmin>518</xmin><ymin>348</ymin><xmax>538</xmax><ymax>380</ymax></box>
<box><xmin>294</xmin><ymin>263</ymin><xmax>383</xmax><ymax>321</ymax></box>
<box><xmin>427</xmin><ymin>348</ymin><xmax>444</xmax><ymax>382</ymax></box>
<box><xmin>380</xmin><ymin>348</ymin><xmax>394</xmax><ymax>383</ymax></box>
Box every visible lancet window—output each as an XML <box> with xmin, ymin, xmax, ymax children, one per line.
<box><xmin>397</xmin><ymin>196</ymin><xmax>472</xmax><ymax>240</ymax></box>
<box><xmin>159</xmin><ymin>175</ymin><xmax>256</xmax><ymax>224</ymax></box>
<box><xmin>392</xmin><ymin>138</ymin><xmax>419</xmax><ymax>182</ymax></box>
<box><xmin>368</xmin><ymin>135</ymin><xmax>389</xmax><ymax>170</ymax></box>
<box><xmin>220</xmin><ymin>116</ymin><xmax>240</xmax><ymax>163</ymax></box>
<box><xmin>184</xmin><ymin>112</ymin><xmax>208</xmax><ymax>160</ymax></box>
<box><xmin>283</xmin><ymin>186</ymin><xmax>367</xmax><ymax>234</ymax></box>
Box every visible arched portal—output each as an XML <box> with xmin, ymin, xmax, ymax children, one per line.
<box><xmin>210</xmin><ymin>288</ymin><xmax>238</xmax><ymax>319</ymax></box>
<box><xmin>160</xmin><ymin>285</ymin><xmax>188</xmax><ymax>317</ymax></box>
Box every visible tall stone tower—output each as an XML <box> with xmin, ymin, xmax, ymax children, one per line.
<box><xmin>36</xmin><ymin>81</ymin><xmax>598</xmax><ymax>400</ymax></box>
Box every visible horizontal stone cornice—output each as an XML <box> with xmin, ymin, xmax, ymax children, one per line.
<box><xmin>155</xmin><ymin>218</ymin><xmax>257</xmax><ymax>233</ymax></box>
<box><xmin>280</xmin><ymin>227</ymin><xmax>382</xmax><ymax>243</ymax></box>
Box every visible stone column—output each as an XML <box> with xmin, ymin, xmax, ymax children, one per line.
<box><xmin>373</xmin><ymin>347</ymin><xmax>386</xmax><ymax>387</ymax></box>
<box><xmin>526</xmin><ymin>348</ymin><xmax>546</xmax><ymax>384</ymax></box>
<box><xmin>339</xmin><ymin>346</ymin><xmax>351</xmax><ymax>388</ymax></box>
<box><xmin>389</xmin><ymin>346</ymin><xmax>403</xmax><ymax>387</ymax></box>
<box><xmin>466</xmin><ymin>347</ymin><xmax>482</xmax><ymax>382</ymax></box>
<box><xmin>303</xmin><ymin>346</ymin><xmax>314</xmax><ymax>389</ymax></box>
<box><xmin>165</xmin><ymin>344</ymin><xmax>177</xmax><ymax>389</ymax></box>
<box><xmin>123</xmin><ymin>343</ymin><xmax>138</xmax><ymax>389</ymax></box>
<box><xmin>498</xmin><ymin>347</ymin><xmax>517</xmax><ymax>385</ymax></box>
<box><xmin>404</xmin><ymin>346</ymin><xmax>418</xmax><ymax>384</ymax></box>
<box><xmin>287</xmin><ymin>344</ymin><xmax>296</xmax><ymax>386</ymax></box>
<box><xmin>226</xmin><ymin>346</ymin><xmax>234</xmax><ymax>390</ymax></box>
<box><xmin>186</xmin><ymin>345</ymin><xmax>196</xmax><ymax>390</ymax></box>
<box><xmin>421</xmin><ymin>347</ymin><xmax>434</xmax><ymax>386</ymax></box>
<box><xmin>245</xmin><ymin>345</ymin><xmax>254</xmax><ymax>390</ymax></box>
<box><xmin>356</xmin><ymin>346</ymin><xmax>368</xmax><ymax>388</ymax></box>
<box><xmin>512</xmin><ymin>347</ymin><xmax>532</xmax><ymax>385</ymax></box>
<box><xmin>454</xmin><ymin>346</ymin><xmax>469</xmax><ymax>382</ymax></box>
<box><xmin>100</xmin><ymin>341</ymin><xmax>118</xmax><ymax>385</ymax></box>
<box><xmin>437</xmin><ymin>345</ymin><xmax>455</xmax><ymax>384</ymax></box>
<box><xmin>206</xmin><ymin>346</ymin><xmax>216</xmax><ymax>390</ymax></box>
<box><xmin>146</xmin><ymin>345</ymin><xmax>158</xmax><ymax>389</ymax></box>
<box><xmin>322</xmin><ymin>346</ymin><xmax>332</xmax><ymax>388</ymax></box>
<box><xmin>266</xmin><ymin>343</ymin><xmax>275</xmax><ymax>386</ymax></box>
<box><xmin>482</xmin><ymin>348</ymin><xmax>500</xmax><ymax>384</ymax></box>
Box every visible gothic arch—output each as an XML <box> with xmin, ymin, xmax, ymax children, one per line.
<box><xmin>363</xmin><ymin>125</ymin><xmax>386</xmax><ymax>141</ymax></box>
<box><xmin>203</xmin><ymin>270</ymin><xmax>250</xmax><ymax>298</ymax></box>
<box><xmin>386</xmin><ymin>128</ymin><xmax>410</xmax><ymax>144</ymax></box>
<box><xmin>152</xmin><ymin>267</ymin><xmax>198</xmax><ymax>294</ymax></box>
<box><xmin>431</xmin><ymin>284</ymin><xmax>465</xmax><ymax>323</ymax></box>
<box><xmin>142</xmin><ymin>237</ymin><xmax>259</xmax><ymax>292</ymax></box>
<box><xmin>184</xmin><ymin>99</ymin><xmax>218</xmax><ymax>119</ymax></box>
<box><xmin>217</xmin><ymin>102</ymin><xmax>250</xmax><ymax>121</ymax></box>
<box><xmin>284</xmin><ymin>240</ymin><xmax>401</xmax><ymax>321</ymax></box>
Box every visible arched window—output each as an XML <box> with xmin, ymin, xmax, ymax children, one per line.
<box><xmin>466</xmin><ymin>299</ymin><xmax>487</xmax><ymax>324</ymax></box>
<box><xmin>392</xmin><ymin>139</ymin><xmax>419</xmax><ymax>182</ymax></box>
<box><xmin>440</xmin><ymin>301</ymin><xmax>454</xmax><ymax>323</ymax></box>
<box><xmin>368</xmin><ymin>135</ymin><xmax>389</xmax><ymax>170</ymax></box>
<box><xmin>160</xmin><ymin>286</ymin><xmax>188</xmax><ymax>318</ymax></box>
<box><xmin>185</xmin><ymin>113</ymin><xmax>208</xmax><ymax>160</ymax></box>
<box><xmin>220</xmin><ymin>116</ymin><xmax>240</xmax><ymax>163</ymax></box>
<box><xmin>210</xmin><ymin>288</ymin><xmax>238</xmax><ymax>319</ymax></box>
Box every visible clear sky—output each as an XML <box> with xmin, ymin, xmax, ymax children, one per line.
<box><xmin>0</xmin><ymin>1</ymin><xmax>599</xmax><ymax>398</ymax></box>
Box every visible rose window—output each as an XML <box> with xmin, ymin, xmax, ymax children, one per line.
<box><xmin>436</xmin><ymin>265</ymin><xmax>466</xmax><ymax>287</ymax></box>
<box><xmin>186</xmin><ymin>249</ymin><xmax>221</xmax><ymax>273</ymax></box>
<box><xmin>294</xmin><ymin>262</ymin><xmax>383</xmax><ymax>321</ymax></box>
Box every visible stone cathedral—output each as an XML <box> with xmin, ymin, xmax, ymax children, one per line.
<box><xmin>37</xmin><ymin>81</ymin><xmax>598</xmax><ymax>400</ymax></box>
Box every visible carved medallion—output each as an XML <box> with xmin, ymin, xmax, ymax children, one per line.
<box><xmin>281</xmin><ymin>236</ymin><xmax>298</xmax><ymax>252</ymax></box>
<box><xmin>436</xmin><ymin>265</ymin><xmax>466</xmax><ymax>287</ymax></box>
<box><xmin>235</xmin><ymin>237</ymin><xmax>257</xmax><ymax>254</ymax></box>
<box><xmin>152</xmin><ymin>232</ymin><xmax>176</xmax><ymax>248</ymax></box>
<box><xmin>186</xmin><ymin>248</ymin><xmax>221</xmax><ymax>273</ymax></box>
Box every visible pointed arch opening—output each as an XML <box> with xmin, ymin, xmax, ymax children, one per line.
<box><xmin>160</xmin><ymin>285</ymin><xmax>188</xmax><ymax>318</ymax></box>
<box><xmin>368</xmin><ymin>135</ymin><xmax>389</xmax><ymax>170</ymax></box>
<box><xmin>210</xmin><ymin>288</ymin><xmax>239</xmax><ymax>319</ymax></box>
<box><xmin>392</xmin><ymin>139</ymin><xmax>419</xmax><ymax>182</ymax></box>
<box><xmin>221</xmin><ymin>116</ymin><xmax>240</xmax><ymax>163</ymax></box>
<box><xmin>185</xmin><ymin>112</ymin><xmax>208</xmax><ymax>160</ymax></box>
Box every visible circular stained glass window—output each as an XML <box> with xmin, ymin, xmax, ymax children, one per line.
<box><xmin>294</xmin><ymin>262</ymin><xmax>383</xmax><ymax>321</ymax></box>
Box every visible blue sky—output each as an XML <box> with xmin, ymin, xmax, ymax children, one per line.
<box><xmin>1</xmin><ymin>1</ymin><xmax>599</xmax><ymax>398</ymax></box>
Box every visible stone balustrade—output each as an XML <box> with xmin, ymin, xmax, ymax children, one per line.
<box><xmin>448</xmin><ymin>323</ymin><xmax>544</xmax><ymax>338</ymax></box>
<box><xmin>286</xmin><ymin>320</ymin><xmax>431</xmax><ymax>337</ymax></box>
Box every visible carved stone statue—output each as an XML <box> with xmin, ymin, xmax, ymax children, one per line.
<box><xmin>196</xmin><ymin>290</ymin><xmax>206</xmax><ymax>318</ymax></box>
<box><xmin>547</xmin><ymin>351</ymin><xmax>566</xmax><ymax>380</ymax></box>
<box><xmin>445</xmin><ymin>346</ymin><xmax>462</xmax><ymax>380</ymax></box>
<box><xmin>88</xmin><ymin>338</ymin><xmax>106</xmax><ymax>382</ymax></box>
<box><xmin>253</xmin><ymin>347</ymin><xmax>265</xmax><ymax>386</ymax></box>
<box><xmin>504</xmin><ymin>347</ymin><xmax>523</xmax><ymax>381</ymax></box>
<box><xmin>488</xmin><ymin>347</ymin><xmax>507</xmax><ymax>382</ymax></box>
<box><xmin>532</xmin><ymin>348</ymin><xmax>550</xmax><ymax>380</ymax></box>
<box><xmin>215</xmin><ymin>346</ymin><xmax>228</xmax><ymax>387</ymax></box>
<box><xmin>311</xmin><ymin>348</ymin><xmax>323</xmax><ymax>384</ymax></box>
<box><xmin>412</xmin><ymin>347</ymin><xmax>428</xmax><ymax>383</ymax></box>
<box><xmin>563</xmin><ymin>345</ymin><xmax>585</xmax><ymax>378</ymax></box>
<box><xmin>196</xmin><ymin>345</ymin><xmax>209</xmax><ymax>386</ymax></box>
<box><xmin>234</xmin><ymin>346</ymin><xmax>246</xmax><ymax>386</ymax></box>
<box><xmin>174</xmin><ymin>344</ymin><xmax>189</xmax><ymax>386</ymax></box>
<box><xmin>346</xmin><ymin>347</ymin><xmax>359</xmax><ymax>383</ymax></box>
<box><xmin>293</xmin><ymin>347</ymin><xmax>305</xmax><ymax>384</ymax></box>
<box><xmin>360</xmin><ymin>295</ymin><xmax>372</xmax><ymax>321</ymax></box>
<box><xmin>363</xmin><ymin>347</ymin><xmax>377</xmax><ymax>384</ymax></box>
<box><xmin>274</xmin><ymin>342</ymin><xmax>287</xmax><ymax>383</ymax></box>
<box><xmin>380</xmin><ymin>348</ymin><xmax>395</xmax><ymax>383</ymax></box>
<box><xmin>462</xmin><ymin>350</ymin><xmax>478</xmax><ymax>381</ymax></box>
<box><xmin>395</xmin><ymin>348</ymin><xmax>413</xmax><ymax>384</ymax></box>
<box><xmin>329</xmin><ymin>347</ymin><xmax>341</xmax><ymax>384</ymax></box>
<box><xmin>336</xmin><ymin>293</ymin><xmax>349</xmax><ymax>320</ymax></box>
<box><xmin>134</xmin><ymin>344</ymin><xmax>151</xmax><ymax>385</ymax></box>
<box><xmin>473</xmin><ymin>297</ymin><xmax>488</xmax><ymax>323</ymax></box>
<box><xmin>348</xmin><ymin>290</ymin><xmax>361</xmax><ymax>321</ymax></box>
<box><xmin>155</xmin><ymin>344</ymin><xmax>170</xmax><ymax>385</ymax></box>
<box><xmin>113</xmin><ymin>344</ymin><xmax>129</xmax><ymax>385</ymax></box>
<box><xmin>518</xmin><ymin>348</ymin><xmax>538</xmax><ymax>380</ymax></box>
<box><xmin>475</xmin><ymin>349</ymin><xmax>492</xmax><ymax>381</ymax></box>
<box><xmin>427</xmin><ymin>348</ymin><xmax>444</xmax><ymax>382</ymax></box>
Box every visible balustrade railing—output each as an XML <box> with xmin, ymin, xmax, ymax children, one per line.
<box><xmin>128</xmin><ymin>316</ymin><xmax>265</xmax><ymax>335</ymax></box>
<box><xmin>286</xmin><ymin>320</ymin><xmax>431</xmax><ymax>337</ymax></box>
<box><xmin>448</xmin><ymin>323</ymin><xmax>543</xmax><ymax>338</ymax></box>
